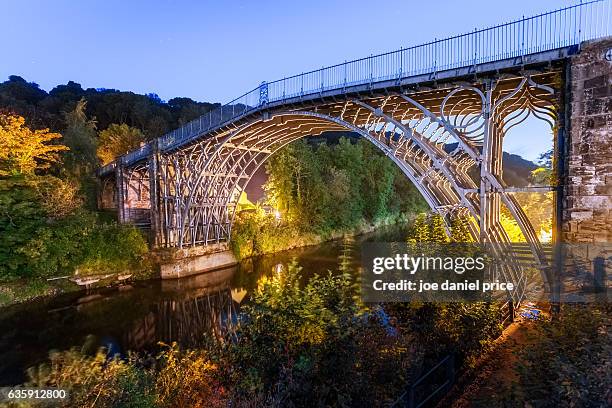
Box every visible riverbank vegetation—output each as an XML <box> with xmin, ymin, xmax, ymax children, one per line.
<box><xmin>0</xmin><ymin>107</ymin><xmax>151</xmax><ymax>306</ymax></box>
<box><xmin>0</xmin><ymin>74</ymin><xmax>230</xmax><ymax>305</ymax></box>
<box><xmin>512</xmin><ymin>304</ymin><xmax>611</xmax><ymax>406</ymax></box>
<box><xmin>20</xmin><ymin>257</ymin><xmax>506</xmax><ymax>407</ymax></box>
<box><xmin>231</xmin><ymin>137</ymin><xmax>428</xmax><ymax>259</ymax></box>
<box><xmin>8</xmin><ymin>214</ymin><xmax>506</xmax><ymax>407</ymax></box>
<box><xmin>455</xmin><ymin>304</ymin><xmax>611</xmax><ymax>407</ymax></box>
<box><xmin>8</xmin><ymin>210</ymin><xmax>592</xmax><ymax>407</ymax></box>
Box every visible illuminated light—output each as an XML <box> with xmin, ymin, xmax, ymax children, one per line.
<box><xmin>275</xmin><ymin>263</ymin><xmax>283</xmax><ymax>274</ymax></box>
<box><xmin>539</xmin><ymin>228</ymin><xmax>552</xmax><ymax>243</ymax></box>
<box><xmin>231</xmin><ymin>288</ymin><xmax>247</xmax><ymax>304</ymax></box>
<box><xmin>274</xmin><ymin>210</ymin><xmax>281</xmax><ymax>220</ymax></box>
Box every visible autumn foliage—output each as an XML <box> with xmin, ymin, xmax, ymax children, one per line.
<box><xmin>0</xmin><ymin>112</ymin><xmax>149</xmax><ymax>281</ymax></box>
<box><xmin>96</xmin><ymin>123</ymin><xmax>145</xmax><ymax>165</ymax></box>
<box><xmin>0</xmin><ymin>112</ymin><xmax>68</xmax><ymax>176</ymax></box>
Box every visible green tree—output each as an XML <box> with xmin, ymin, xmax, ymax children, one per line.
<box><xmin>249</xmin><ymin>136</ymin><xmax>428</xmax><ymax>249</ymax></box>
<box><xmin>0</xmin><ymin>177</ymin><xmax>47</xmax><ymax>277</ymax></box>
<box><xmin>61</xmin><ymin>99</ymin><xmax>98</xmax><ymax>208</ymax></box>
<box><xmin>264</xmin><ymin>145</ymin><xmax>298</xmax><ymax>217</ymax></box>
<box><xmin>361</xmin><ymin>143</ymin><xmax>395</xmax><ymax>221</ymax></box>
<box><xmin>62</xmin><ymin>98</ymin><xmax>98</xmax><ymax>172</ymax></box>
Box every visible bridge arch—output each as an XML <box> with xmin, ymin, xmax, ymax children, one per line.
<box><xmin>102</xmin><ymin>73</ymin><xmax>564</xmax><ymax>302</ymax></box>
<box><xmin>217</xmin><ymin>111</ymin><xmax>449</xmax><ymax>227</ymax></box>
<box><xmin>171</xmin><ymin>107</ymin><xmax>479</xmax><ymax>249</ymax></box>
<box><xmin>141</xmin><ymin>75</ymin><xmax>558</xmax><ymax>258</ymax></box>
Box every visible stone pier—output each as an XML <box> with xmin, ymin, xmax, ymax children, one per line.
<box><xmin>562</xmin><ymin>37</ymin><xmax>612</xmax><ymax>243</ymax></box>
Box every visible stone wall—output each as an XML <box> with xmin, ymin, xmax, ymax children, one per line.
<box><xmin>98</xmin><ymin>173</ymin><xmax>152</xmax><ymax>224</ymax></box>
<box><xmin>563</xmin><ymin>37</ymin><xmax>612</xmax><ymax>243</ymax></box>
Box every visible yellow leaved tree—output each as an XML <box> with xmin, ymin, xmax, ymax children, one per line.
<box><xmin>96</xmin><ymin>123</ymin><xmax>145</xmax><ymax>165</ymax></box>
<box><xmin>0</xmin><ymin>113</ymin><xmax>68</xmax><ymax>176</ymax></box>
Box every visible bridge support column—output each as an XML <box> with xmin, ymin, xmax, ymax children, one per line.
<box><xmin>115</xmin><ymin>159</ymin><xmax>126</xmax><ymax>223</ymax></box>
<box><xmin>148</xmin><ymin>142</ymin><xmax>161</xmax><ymax>247</ymax></box>
<box><xmin>479</xmin><ymin>80</ymin><xmax>494</xmax><ymax>242</ymax></box>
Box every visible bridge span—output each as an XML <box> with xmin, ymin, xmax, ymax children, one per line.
<box><xmin>97</xmin><ymin>1</ymin><xmax>611</xmax><ymax>295</ymax></box>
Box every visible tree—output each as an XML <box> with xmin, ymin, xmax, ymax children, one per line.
<box><xmin>530</xmin><ymin>167</ymin><xmax>552</xmax><ymax>186</ymax></box>
<box><xmin>62</xmin><ymin>98</ymin><xmax>98</xmax><ymax>172</ymax></box>
<box><xmin>500</xmin><ymin>212</ymin><xmax>525</xmax><ymax>242</ymax></box>
<box><xmin>409</xmin><ymin>213</ymin><xmax>430</xmax><ymax>242</ymax></box>
<box><xmin>361</xmin><ymin>142</ymin><xmax>395</xmax><ymax>221</ymax></box>
<box><xmin>429</xmin><ymin>213</ymin><xmax>450</xmax><ymax>243</ymax></box>
<box><xmin>97</xmin><ymin>123</ymin><xmax>146</xmax><ymax>165</ymax></box>
<box><xmin>451</xmin><ymin>215</ymin><xmax>474</xmax><ymax>243</ymax></box>
<box><xmin>264</xmin><ymin>145</ymin><xmax>298</xmax><ymax>217</ymax></box>
<box><xmin>0</xmin><ymin>112</ymin><xmax>67</xmax><ymax>176</ymax></box>
<box><xmin>537</xmin><ymin>148</ymin><xmax>553</xmax><ymax>169</ymax></box>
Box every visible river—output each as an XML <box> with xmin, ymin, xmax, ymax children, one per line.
<box><xmin>0</xmin><ymin>224</ymin><xmax>409</xmax><ymax>385</ymax></box>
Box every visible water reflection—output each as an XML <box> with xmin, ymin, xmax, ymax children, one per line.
<box><xmin>0</xmin><ymin>266</ymin><xmax>245</xmax><ymax>385</ymax></box>
<box><xmin>132</xmin><ymin>267</ymin><xmax>239</xmax><ymax>349</ymax></box>
<box><xmin>0</xmin><ymin>224</ymin><xmax>409</xmax><ymax>385</ymax></box>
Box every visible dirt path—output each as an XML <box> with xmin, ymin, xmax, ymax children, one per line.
<box><xmin>439</xmin><ymin>304</ymin><xmax>548</xmax><ymax>408</ymax></box>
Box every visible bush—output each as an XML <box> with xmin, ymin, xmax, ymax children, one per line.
<box><xmin>28</xmin><ymin>175</ymin><xmax>82</xmax><ymax>218</ymax></box>
<box><xmin>0</xmin><ymin>177</ymin><xmax>47</xmax><ymax>278</ymax></box>
<box><xmin>27</xmin><ymin>349</ymin><xmax>154</xmax><ymax>408</ymax></box>
<box><xmin>230</xmin><ymin>208</ymin><xmax>306</xmax><ymax>260</ymax></box>
<box><xmin>19</xmin><ymin>211</ymin><xmax>149</xmax><ymax>278</ymax></box>
<box><xmin>514</xmin><ymin>305</ymin><xmax>611</xmax><ymax>406</ymax></box>
<box><xmin>0</xmin><ymin>175</ymin><xmax>150</xmax><ymax>279</ymax></box>
<box><xmin>220</xmin><ymin>262</ymin><xmax>416</xmax><ymax>406</ymax></box>
<box><xmin>385</xmin><ymin>302</ymin><xmax>503</xmax><ymax>368</ymax></box>
<box><xmin>155</xmin><ymin>344</ymin><xmax>227</xmax><ymax>408</ymax></box>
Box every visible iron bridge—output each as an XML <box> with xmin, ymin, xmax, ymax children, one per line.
<box><xmin>97</xmin><ymin>1</ymin><xmax>611</xmax><ymax>302</ymax></box>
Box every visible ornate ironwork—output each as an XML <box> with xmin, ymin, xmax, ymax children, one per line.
<box><xmin>94</xmin><ymin>1</ymin><xmax>611</xmax><ymax>302</ymax></box>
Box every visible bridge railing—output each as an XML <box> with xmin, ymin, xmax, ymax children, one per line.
<box><xmin>102</xmin><ymin>0</ymin><xmax>609</xmax><ymax>172</ymax></box>
<box><xmin>266</xmin><ymin>0</ymin><xmax>610</xmax><ymax>101</ymax></box>
<box><xmin>157</xmin><ymin>88</ymin><xmax>261</xmax><ymax>151</ymax></box>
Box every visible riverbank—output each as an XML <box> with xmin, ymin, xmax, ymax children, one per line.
<box><xmin>230</xmin><ymin>212</ymin><xmax>412</xmax><ymax>260</ymax></box>
<box><xmin>0</xmin><ymin>279</ymin><xmax>65</xmax><ymax>307</ymax></box>
<box><xmin>0</xmin><ymin>223</ymin><xmax>411</xmax><ymax>386</ymax></box>
<box><xmin>2</xmin><ymin>256</ymin><xmax>507</xmax><ymax>406</ymax></box>
<box><xmin>0</xmin><ymin>216</ymin><xmax>413</xmax><ymax>308</ymax></box>
<box><xmin>0</xmin><ymin>267</ymin><xmax>157</xmax><ymax>308</ymax></box>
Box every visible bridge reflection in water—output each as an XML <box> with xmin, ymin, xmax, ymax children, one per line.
<box><xmin>0</xmin><ymin>232</ymin><xmax>368</xmax><ymax>386</ymax></box>
<box><xmin>0</xmin><ymin>265</ymin><xmax>248</xmax><ymax>385</ymax></box>
<box><xmin>124</xmin><ymin>267</ymin><xmax>240</xmax><ymax>350</ymax></box>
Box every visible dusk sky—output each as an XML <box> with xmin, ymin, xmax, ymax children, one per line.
<box><xmin>1</xmin><ymin>0</ymin><xmax>570</xmax><ymax>160</ymax></box>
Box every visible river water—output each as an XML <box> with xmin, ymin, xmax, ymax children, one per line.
<box><xmin>0</xmin><ymin>225</ymin><xmax>409</xmax><ymax>385</ymax></box>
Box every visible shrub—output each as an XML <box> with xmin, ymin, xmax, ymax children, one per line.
<box><xmin>385</xmin><ymin>301</ymin><xmax>503</xmax><ymax>368</ymax></box>
<box><xmin>0</xmin><ymin>176</ymin><xmax>47</xmax><ymax>278</ymax></box>
<box><xmin>514</xmin><ymin>305</ymin><xmax>611</xmax><ymax>406</ymax></box>
<box><xmin>28</xmin><ymin>175</ymin><xmax>82</xmax><ymax>218</ymax></box>
<box><xmin>155</xmin><ymin>344</ymin><xmax>227</xmax><ymax>408</ymax></box>
<box><xmin>230</xmin><ymin>208</ymin><xmax>304</xmax><ymax>260</ymax></box>
<box><xmin>0</xmin><ymin>175</ymin><xmax>150</xmax><ymax>279</ymax></box>
<box><xmin>27</xmin><ymin>349</ymin><xmax>154</xmax><ymax>407</ymax></box>
<box><xmin>221</xmin><ymin>262</ymin><xmax>416</xmax><ymax>406</ymax></box>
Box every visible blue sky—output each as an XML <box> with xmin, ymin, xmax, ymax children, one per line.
<box><xmin>1</xmin><ymin>0</ymin><xmax>569</xmax><ymax>160</ymax></box>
